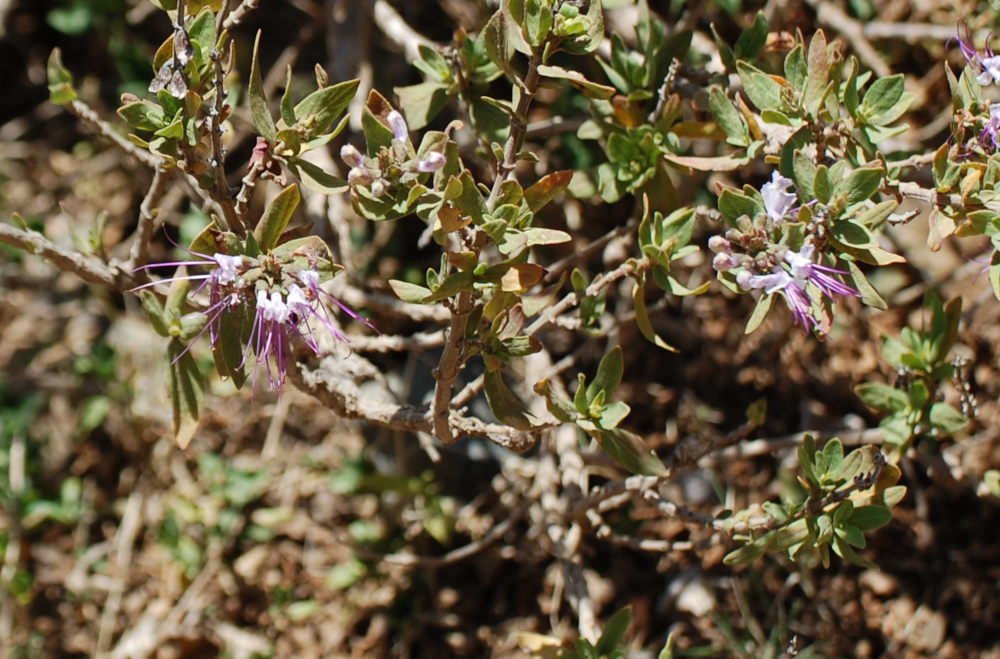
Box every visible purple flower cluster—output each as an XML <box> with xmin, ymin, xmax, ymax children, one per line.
<box><xmin>709</xmin><ymin>171</ymin><xmax>859</xmax><ymax>334</ymax></box>
<box><xmin>135</xmin><ymin>251</ymin><xmax>372</xmax><ymax>391</ymax></box>
<box><xmin>340</xmin><ymin>110</ymin><xmax>445</xmax><ymax>196</ymax></box>
<box><xmin>956</xmin><ymin>25</ymin><xmax>1000</xmax><ymax>87</ymax></box>
<box><xmin>735</xmin><ymin>244</ymin><xmax>859</xmax><ymax>333</ymax></box>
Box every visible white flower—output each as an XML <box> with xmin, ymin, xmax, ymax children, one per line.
<box><xmin>760</xmin><ymin>171</ymin><xmax>797</xmax><ymax>222</ymax></box>
<box><xmin>212</xmin><ymin>253</ymin><xmax>241</xmax><ymax>285</ymax></box>
<box><xmin>386</xmin><ymin>110</ymin><xmax>408</xmax><ymax>143</ymax></box>
<box><xmin>978</xmin><ymin>55</ymin><xmax>1000</xmax><ymax>86</ymax></box>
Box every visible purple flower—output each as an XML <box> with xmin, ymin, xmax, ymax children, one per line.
<box><xmin>134</xmin><ymin>254</ymin><xmax>373</xmax><ymax>392</ymax></box>
<box><xmin>760</xmin><ymin>171</ymin><xmax>797</xmax><ymax>222</ymax></box>
<box><xmin>956</xmin><ymin>25</ymin><xmax>1000</xmax><ymax>86</ymax></box>
<box><xmin>417</xmin><ymin>151</ymin><xmax>446</xmax><ymax>173</ymax></box>
<box><xmin>979</xmin><ymin>102</ymin><xmax>1000</xmax><ymax>151</ymax></box>
<box><xmin>387</xmin><ymin>110</ymin><xmax>409</xmax><ymax>143</ymax></box>
<box><xmin>735</xmin><ymin>245</ymin><xmax>857</xmax><ymax>334</ymax></box>
<box><xmin>246</xmin><ymin>288</ymin><xmax>295</xmax><ymax>389</ymax></box>
<box><xmin>784</xmin><ymin>244</ymin><xmax>860</xmax><ymax>300</ymax></box>
<box><xmin>741</xmin><ymin>268</ymin><xmax>816</xmax><ymax>332</ymax></box>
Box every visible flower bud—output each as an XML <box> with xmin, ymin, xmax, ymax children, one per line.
<box><xmin>386</xmin><ymin>110</ymin><xmax>408</xmax><ymax>143</ymax></box>
<box><xmin>713</xmin><ymin>252</ymin><xmax>737</xmax><ymax>272</ymax></box>
<box><xmin>340</xmin><ymin>143</ymin><xmax>365</xmax><ymax>168</ymax></box>
<box><xmin>736</xmin><ymin>270</ymin><xmax>753</xmax><ymax>290</ymax></box>
<box><xmin>348</xmin><ymin>167</ymin><xmax>373</xmax><ymax>186</ymax></box>
<box><xmin>708</xmin><ymin>235</ymin><xmax>731</xmax><ymax>253</ymax></box>
<box><xmin>417</xmin><ymin>152</ymin><xmax>446</xmax><ymax>173</ymax></box>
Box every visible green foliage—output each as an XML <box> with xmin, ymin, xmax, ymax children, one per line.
<box><xmin>536</xmin><ymin>347</ymin><xmax>665</xmax><ymax>476</ymax></box>
<box><xmin>855</xmin><ymin>292</ymin><xmax>968</xmax><ymax>460</ymax></box>
<box><xmin>722</xmin><ymin>435</ymin><xmax>905</xmax><ymax>569</ymax></box>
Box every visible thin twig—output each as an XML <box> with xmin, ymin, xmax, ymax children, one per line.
<box><xmin>0</xmin><ymin>223</ymin><xmax>120</xmax><ymax>288</ymax></box>
<box><xmin>290</xmin><ymin>354</ymin><xmax>538</xmax><ymax>452</ymax></box>
<box><xmin>127</xmin><ymin>167</ymin><xmax>172</xmax><ymax>271</ymax></box>
<box><xmin>222</xmin><ymin>0</ymin><xmax>261</xmax><ymax>30</ymax></box>
<box><xmin>67</xmin><ymin>99</ymin><xmax>160</xmax><ymax>169</ymax></box>
<box><xmin>371</xmin><ymin>0</ymin><xmax>437</xmax><ymax>63</ymax></box>
<box><xmin>376</xmin><ymin>501</ymin><xmax>530</xmax><ymax>567</ymax></box>
<box><xmin>348</xmin><ymin>329</ymin><xmax>447</xmax><ymax>353</ymax></box>
<box><xmin>206</xmin><ymin>50</ymin><xmax>241</xmax><ymax>231</ymax></box>
<box><xmin>524</xmin><ymin>257</ymin><xmax>647</xmax><ymax>338</ymax></box>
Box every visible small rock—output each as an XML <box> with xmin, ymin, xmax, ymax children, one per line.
<box><xmin>860</xmin><ymin>568</ymin><xmax>898</xmax><ymax>596</ymax></box>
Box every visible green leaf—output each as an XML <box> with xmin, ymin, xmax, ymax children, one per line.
<box><xmin>168</xmin><ymin>339</ymin><xmax>203</xmax><ymax>449</ymax></box>
<box><xmin>599</xmin><ymin>401</ymin><xmax>631</xmax><ymax>429</ymax></box>
<box><xmin>984</xmin><ymin>470</ymin><xmax>1000</xmax><ymax>498</ymax></box>
<box><xmin>839</xmin><ymin>166</ymin><xmax>885</xmax><ymax>205</ymax></box>
<box><xmin>831</xmin><ymin>218</ymin><xmax>877</xmax><ymax>249</ymax></box>
<box><xmin>736</xmin><ymin>61</ymin><xmax>784</xmax><ymax>111</ymax></box>
<box><xmin>657</xmin><ymin>632</ymin><xmax>676</xmax><ymax>659</ymax></box>
<box><xmin>118</xmin><ymin>101</ymin><xmax>167</xmax><ymax>132</ymax></box>
<box><xmin>745</xmin><ymin>292</ymin><xmax>774</xmax><ymax>333</ymax></box>
<box><xmin>733</xmin><ymin>11</ymin><xmax>768</xmax><ymax>61</ymax></box>
<box><xmin>848</xmin><ymin>505</ymin><xmax>892</xmax><ymax>531</ymax></box>
<box><xmin>709</xmin><ymin>87</ymin><xmax>750</xmax><ymax>147</ymax></box>
<box><xmin>483</xmin><ymin>368</ymin><xmax>538</xmax><ymax>430</ymax></box>
<box><xmin>254</xmin><ymin>183</ymin><xmax>300</xmax><ymax>252</ymax></box>
<box><xmin>595</xmin><ymin>606</ymin><xmax>632</xmax><ymax>656</ymax></box>
<box><xmin>388</xmin><ymin>279</ymin><xmax>433</xmax><ymax>303</ymax></box>
<box><xmin>536</xmin><ymin>64</ymin><xmax>616</xmax><ymax>99</ymax></box>
<box><xmin>784</xmin><ymin>44</ymin><xmax>807</xmax><ymax>88</ymax></box>
<box><xmin>590</xmin><ymin>427</ymin><xmax>666</xmax><ymax>476</ymax></box>
<box><xmin>813</xmin><ymin>165</ymin><xmax>832</xmax><ymax>204</ymax></box>
<box><xmin>534</xmin><ymin>378</ymin><xmax>579</xmax><ymax>423</ymax></box>
<box><xmin>360</xmin><ymin>90</ymin><xmax>396</xmax><ymax>155</ymax></box>
<box><xmin>587</xmin><ymin>345</ymin><xmax>624</xmax><ymax>402</ymax></box>
<box><xmin>292</xmin><ymin>79</ymin><xmax>360</xmax><ymax>140</ymax></box>
<box><xmin>211</xmin><ymin>304</ymin><xmax>248</xmax><ymax>389</ymax></box>
<box><xmin>832</xmin><ymin>535</ymin><xmax>876</xmax><ymax>569</ymax></box>
<box><xmin>187</xmin><ymin>7</ymin><xmax>216</xmax><ymax>54</ymax></box>
<box><xmin>47</xmin><ymin>3</ymin><xmax>94</xmax><ymax>35</ymax></box>
<box><xmin>280</xmin><ymin>66</ymin><xmax>296</xmax><ymax>127</ymax></box>
<box><xmin>854</xmin><ymin>382</ymin><xmax>908</xmax><ymax>411</ymax></box>
<box><xmin>821</xmin><ymin>437</ymin><xmax>844</xmax><ymax>473</ymax></box>
<box><xmin>718</xmin><ymin>188</ymin><xmax>763</xmax><ymax>223</ymax></box>
<box><xmin>859</xmin><ymin>74</ymin><xmax>905</xmax><ymax>121</ymax></box>
<box><xmin>394</xmin><ymin>81</ymin><xmax>450</xmax><ymax>131</ymax></box>
<box><xmin>287</xmin><ymin>157</ymin><xmax>348</xmax><ymax>195</ymax></box>
<box><xmin>723</xmin><ymin>532</ymin><xmax>771</xmax><ymax>565</ymax></box>
<box><xmin>633</xmin><ymin>279</ymin><xmax>678</xmax><ymax>351</ymax></box>
<box><xmin>928</xmin><ymin>295</ymin><xmax>961</xmax><ymax>364</ymax></box>
<box><xmin>47</xmin><ymin>48</ymin><xmax>77</xmax><ymax>104</ymax></box>
<box><xmin>249</xmin><ymin>31</ymin><xmax>277</xmax><ymax>141</ymax></box>
<box><xmin>413</xmin><ymin>44</ymin><xmax>453</xmax><ymax>82</ymax></box>
<box><xmin>139</xmin><ymin>291</ymin><xmax>171</xmax><ymax>337</ymax></box>
<box><xmin>929</xmin><ymin>402</ymin><xmax>968</xmax><ymax>435</ymax></box>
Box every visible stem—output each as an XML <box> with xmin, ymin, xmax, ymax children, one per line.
<box><xmin>127</xmin><ymin>167</ymin><xmax>172</xmax><ymax>271</ymax></box>
<box><xmin>67</xmin><ymin>99</ymin><xmax>160</xmax><ymax>169</ymax></box>
<box><xmin>207</xmin><ymin>51</ymin><xmax>244</xmax><ymax>233</ymax></box>
<box><xmin>222</xmin><ymin>0</ymin><xmax>261</xmax><ymax>31</ymax></box>
<box><xmin>429</xmin><ymin>47</ymin><xmax>546</xmax><ymax>445</ymax></box>
<box><xmin>0</xmin><ymin>222</ymin><xmax>120</xmax><ymax>288</ymax></box>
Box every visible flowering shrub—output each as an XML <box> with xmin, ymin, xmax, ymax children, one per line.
<box><xmin>4</xmin><ymin>0</ymin><xmax>997</xmax><ymax>653</ymax></box>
